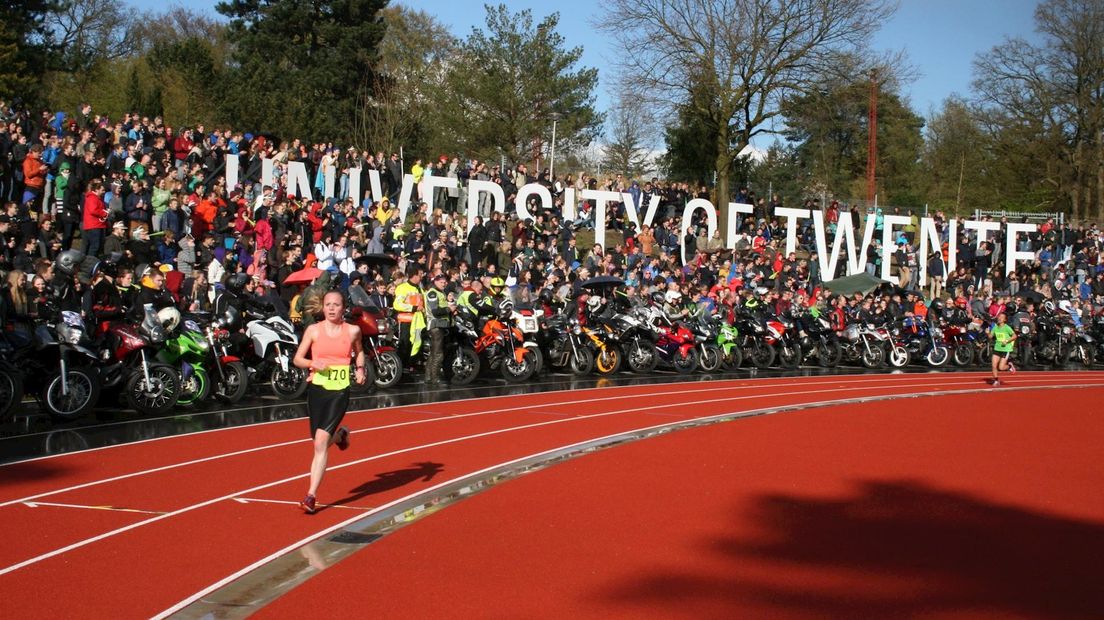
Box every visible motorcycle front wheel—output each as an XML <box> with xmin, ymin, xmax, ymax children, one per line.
<box><xmin>777</xmin><ymin>344</ymin><xmax>800</xmax><ymax>369</ymax></box>
<box><xmin>1075</xmin><ymin>343</ymin><xmax>1095</xmax><ymax>367</ymax></box>
<box><xmin>502</xmin><ymin>349</ymin><xmax>537</xmax><ymax>383</ymax></box>
<box><xmin>672</xmin><ymin>348</ymin><xmax>698</xmax><ymax>374</ymax></box>
<box><xmin>216</xmin><ymin>361</ymin><xmax>249</xmax><ymax>404</ymax></box>
<box><xmin>449</xmin><ymin>347</ymin><xmax>481</xmax><ymax>385</ymax></box>
<box><xmin>952</xmin><ymin>343</ymin><xmax>974</xmax><ymax>367</ymax></box>
<box><xmin>569</xmin><ymin>347</ymin><xmax>595</xmax><ymax>376</ymax></box>
<box><xmin>177</xmin><ymin>367</ymin><xmax>210</xmax><ymax>407</ymax></box>
<box><xmin>861</xmin><ymin>346</ymin><xmax>885</xmax><ymax>369</ymax></box>
<box><xmin>887</xmin><ymin>346</ymin><xmax>911</xmax><ymax>369</ymax></box>
<box><xmin>816</xmin><ymin>341</ymin><xmax>843</xmax><ymax>368</ymax></box>
<box><xmin>125</xmin><ymin>364</ymin><xmax>181</xmax><ymax>416</ymax></box>
<box><xmin>926</xmin><ymin>346</ymin><xmax>950</xmax><ymax>367</ymax></box>
<box><xmin>698</xmin><ymin>344</ymin><xmax>722</xmax><ymax>373</ymax></box>
<box><xmin>747</xmin><ymin>343</ymin><xmax>775</xmax><ymax>369</ymax></box>
<box><xmin>595</xmin><ymin>346</ymin><xmax>622</xmax><ymax>375</ymax></box>
<box><xmin>625</xmin><ymin>342</ymin><xmax>658</xmax><ymax>373</ymax></box>
<box><xmin>0</xmin><ymin>369</ymin><xmax>24</xmax><ymax>422</ymax></box>
<box><xmin>372</xmin><ymin>350</ymin><xmax>403</xmax><ymax>390</ymax></box>
<box><xmin>271</xmin><ymin>367</ymin><xmax>308</xmax><ymax>400</ymax></box>
<box><xmin>720</xmin><ymin>344</ymin><xmax>743</xmax><ymax>370</ymax></box>
<box><xmin>44</xmin><ymin>368</ymin><xmax>100</xmax><ymax>422</ymax></box>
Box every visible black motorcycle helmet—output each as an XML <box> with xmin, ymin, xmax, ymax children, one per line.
<box><xmin>928</xmin><ymin>298</ymin><xmax>944</xmax><ymax>314</ymax></box>
<box><xmin>54</xmin><ymin>249</ymin><xmax>85</xmax><ymax>277</ymax></box>
<box><xmin>225</xmin><ymin>273</ymin><xmax>251</xmax><ymax>295</ymax></box>
<box><xmin>538</xmin><ymin>289</ymin><xmax>553</xmax><ymax>306</ymax></box>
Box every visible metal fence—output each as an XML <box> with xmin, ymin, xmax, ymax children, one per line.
<box><xmin>973</xmin><ymin>209</ymin><xmax>1063</xmax><ymax>225</ymax></box>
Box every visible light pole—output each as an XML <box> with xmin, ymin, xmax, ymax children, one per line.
<box><xmin>549</xmin><ymin>112</ymin><xmax>562</xmax><ymax>180</ymax></box>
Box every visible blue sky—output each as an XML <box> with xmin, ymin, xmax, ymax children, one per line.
<box><xmin>131</xmin><ymin>0</ymin><xmax>1041</xmax><ymax>134</ymax></box>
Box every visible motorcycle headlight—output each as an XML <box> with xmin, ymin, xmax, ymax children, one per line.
<box><xmin>1062</xmin><ymin>326</ymin><xmax>1072</xmax><ymax>335</ymax></box>
<box><xmin>1021</xmin><ymin>325</ymin><xmax>1031</xmax><ymax>335</ymax></box>
<box><xmin>56</xmin><ymin>322</ymin><xmax>82</xmax><ymax>345</ymax></box>
<box><xmin>695</xmin><ymin>334</ymin><xmax>706</xmax><ymax>342</ymax></box>
<box><xmin>932</xmin><ymin>328</ymin><xmax>944</xmax><ymax>337</ymax></box>
<box><xmin>196</xmin><ymin>338</ymin><xmax>210</xmax><ymax>351</ymax></box>
<box><xmin>573</xmin><ymin>325</ymin><xmax>583</xmax><ymax>335</ymax></box>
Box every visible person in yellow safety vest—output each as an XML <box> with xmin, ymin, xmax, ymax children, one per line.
<box><xmin>458</xmin><ymin>279</ymin><xmax>485</xmax><ymax>315</ymax></box>
<box><xmin>393</xmin><ymin>268</ymin><xmax>425</xmax><ymax>365</ymax></box>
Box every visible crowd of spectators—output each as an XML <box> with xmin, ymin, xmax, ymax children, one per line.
<box><xmin>1</xmin><ymin>101</ymin><xmax>1104</xmax><ymax>329</ymax></box>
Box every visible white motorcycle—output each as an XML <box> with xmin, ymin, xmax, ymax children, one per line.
<box><xmin>510</xmin><ymin>306</ymin><xmax>545</xmax><ymax>375</ymax></box>
<box><xmin>244</xmin><ymin>312</ymin><xmax>308</xmax><ymax>399</ymax></box>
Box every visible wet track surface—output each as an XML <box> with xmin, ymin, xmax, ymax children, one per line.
<box><xmin>0</xmin><ymin>366</ymin><xmax>1017</xmax><ymax>464</ymax></box>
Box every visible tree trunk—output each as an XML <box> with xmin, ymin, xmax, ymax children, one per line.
<box><xmin>715</xmin><ymin>122</ymin><xmax>734</xmax><ymax>238</ymax></box>
<box><xmin>1071</xmin><ymin>140</ymin><xmax>1084</xmax><ymax>223</ymax></box>
<box><xmin>1097</xmin><ymin>134</ymin><xmax>1103</xmax><ymax>222</ymax></box>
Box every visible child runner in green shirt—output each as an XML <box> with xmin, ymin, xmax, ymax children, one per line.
<box><xmin>989</xmin><ymin>312</ymin><xmax>1017</xmax><ymax>386</ymax></box>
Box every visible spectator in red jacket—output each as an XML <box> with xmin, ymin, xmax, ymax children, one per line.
<box><xmin>81</xmin><ymin>179</ymin><xmax>109</xmax><ymax>257</ymax></box>
<box><xmin>172</xmin><ymin>129</ymin><xmax>194</xmax><ymax>169</ymax></box>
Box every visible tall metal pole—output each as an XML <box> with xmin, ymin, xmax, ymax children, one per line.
<box><xmin>550</xmin><ymin>119</ymin><xmax>558</xmax><ymax>180</ymax></box>
<box><xmin>866</xmin><ymin>70</ymin><xmax>878</xmax><ymax>206</ymax></box>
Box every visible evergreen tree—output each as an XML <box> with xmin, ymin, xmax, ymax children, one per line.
<box><xmin>216</xmin><ymin>0</ymin><xmax>388</xmax><ymax>142</ymax></box>
<box><xmin>437</xmin><ymin>4</ymin><xmax>602</xmax><ymax>164</ymax></box>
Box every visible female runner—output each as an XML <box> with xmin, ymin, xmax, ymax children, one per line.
<box><xmin>989</xmin><ymin>311</ymin><xmax>1017</xmax><ymax>386</ymax></box>
<box><xmin>293</xmin><ymin>290</ymin><xmax>366</xmax><ymax>513</ymax></box>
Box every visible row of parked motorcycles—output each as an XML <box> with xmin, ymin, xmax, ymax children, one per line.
<box><xmin>4</xmin><ymin>291</ymin><xmax>1101</xmax><ymax>424</ymax></box>
<box><xmin>349</xmin><ymin>294</ymin><xmax>1104</xmax><ymax>389</ymax></box>
<box><xmin>0</xmin><ymin>304</ymin><xmax>309</xmax><ymax>423</ymax></box>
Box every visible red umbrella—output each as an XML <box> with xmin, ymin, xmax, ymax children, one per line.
<box><xmin>282</xmin><ymin>266</ymin><xmax>323</xmax><ymax>286</ymax></box>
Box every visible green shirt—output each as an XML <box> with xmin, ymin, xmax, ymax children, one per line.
<box><xmin>991</xmin><ymin>324</ymin><xmax>1015</xmax><ymax>353</ymax></box>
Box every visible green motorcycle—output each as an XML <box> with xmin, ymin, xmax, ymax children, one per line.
<box><xmin>717</xmin><ymin>322</ymin><xmax>743</xmax><ymax>370</ymax></box>
<box><xmin>159</xmin><ymin>315</ymin><xmax>249</xmax><ymax>406</ymax></box>
<box><xmin>158</xmin><ymin>322</ymin><xmax>212</xmax><ymax>407</ymax></box>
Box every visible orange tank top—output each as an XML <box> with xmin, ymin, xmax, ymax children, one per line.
<box><xmin>310</xmin><ymin>322</ymin><xmax>354</xmax><ymax>380</ymax></box>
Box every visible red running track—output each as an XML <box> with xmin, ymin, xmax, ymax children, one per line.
<box><xmin>0</xmin><ymin>372</ymin><xmax>1101</xmax><ymax>618</ymax></box>
<box><xmin>264</xmin><ymin>384</ymin><xmax>1104</xmax><ymax>619</ymax></box>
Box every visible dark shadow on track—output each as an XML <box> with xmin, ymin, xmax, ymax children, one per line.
<box><xmin>602</xmin><ymin>479</ymin><xmax>1104</xmax><ymax>618</ymax></box>
<box><xmin>326</xmin><ymin>462</ymin><xmax>445</xmax><ymax>512</ymax></box>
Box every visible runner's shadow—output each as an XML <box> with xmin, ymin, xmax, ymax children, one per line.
<box><xmin>601</xmin><ymin>479</ymin><xmax>1104</xmax><ymax>617</ymax></box>
<box><xmin>327</xmin><ymin>462</ymin><xmax>445</xmax><ymax>510</ymax></box>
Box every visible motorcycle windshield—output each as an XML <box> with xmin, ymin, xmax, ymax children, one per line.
<box><xmin>141</xmin><ymin>305</ymin><xmax>167</xmax><ymax>343</ymax></box>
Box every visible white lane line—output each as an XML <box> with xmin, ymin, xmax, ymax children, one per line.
<box><xmin>11</xmin><ymin>369</ymin><xmax>1084</xmax><ymax>467</ymax></box>
<box><xmin>150</xmin><ymin>377</ymin><xmax>1104</xmax><ymax>620</ymax></box>
<box><xmin>22</xmin><ymin>501</ymin><xmax>166</xmax><ymax>515</ymax></box>
<box><xmin>2</xmin><ymin>376</ymin><xmax>1096</xmax><ymax>579</ymax></box>
<box><xmin>232</xmin><ymin>498</ymin><xmax>371</xmax><ymax>511</ymax></box>
<box><xmin>0</xmin><ymin>373</ymin><xmax>985</xmax><ymax>509</ymax></box>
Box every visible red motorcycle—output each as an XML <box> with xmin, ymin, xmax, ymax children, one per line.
<box><xmin>104</xmin><ymin>305</ymin><xmax>183</xmax><ymax>416</ymax></box>
<box><xmin>643</xmin><ymin>306</ymin><xmax>698</xmax><ymax>373</ymax></box>
<box><xmin>349</xmin><ymin>307</ymin><xmax>402</xmax><ymax>389</ymax></box>
<box><xmin>939</xmin><ymin>321</ymin><xmax>979</xmax><ymax>367</ymax></box>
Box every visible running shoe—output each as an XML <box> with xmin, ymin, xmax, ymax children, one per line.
<box><xmin>991</xmin><ymin>379</ymin><xmax>1001</xmax><ymax>387</ymax></box>
<box><xmin>1009</xmin><ymin>362</ymin><xmax>1017</xmax><ymax>374</ymax></box>
<box><xmin>336</xmin><ymin>426</ymin><xmax>351</xmax><ymax>451</ymax></box>
<box><xmin>299</xmin><ymin>494</ymin><xmax>317</xmax><ymax>514</ymax></box>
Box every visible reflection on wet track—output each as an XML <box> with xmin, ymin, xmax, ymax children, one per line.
<box><xmin>0</xmin><ymin>367</ymin><xmax>956</xmax><ymax>464</ymax></box>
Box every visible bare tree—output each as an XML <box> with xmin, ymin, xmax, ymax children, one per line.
<box><xmin>595</xmin><ymin>0</ymin><xmax>895</xmax><ymax>220</ymax></box>
<box><xmin>973</xmin><ymin>0</ymin><xmax>1104</xmax><ymax>220</ymax></box>
<box><xmin>602</xmin><ymin>92</ymin><xmax>657</xmax><ymax>178</ymax></box>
